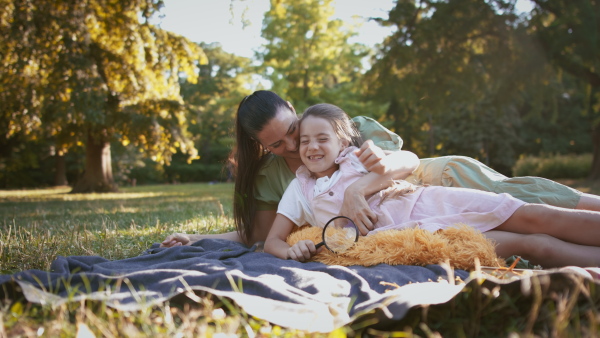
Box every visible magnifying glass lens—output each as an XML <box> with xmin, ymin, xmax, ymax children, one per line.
<box><xmin>323</xmin><ymin>226</ymin><xmax>355</xmax><ymax>252</ymax></box>
<box><xmin>320</xmin><ymin>216</ymin><xmax>359</xmax><ymax>253</ymax></box>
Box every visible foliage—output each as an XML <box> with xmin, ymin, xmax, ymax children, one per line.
<box><xmin>365</xmin><ymin>0</ymin><xmax>526</xmax><ymax>168</ymax></box>
<box><xmin>0</xmin><ymin>0</ymin><xmax>205</xmax><ymax>192</ymax></box>
<box><xmin>513</xmin><ymin>75</ymin><xmax>593</xmax><ymax>160</ymax></box>
<box><xmin>512</xmin><ymin>153</ymin><xmax>592</xmax><ymax>179</ymax></box>
<box><xmin>362</xmin><ymin>0</ymin><xmax>596</xmax><ymax>175</ymax></box>
<box><xmin>1</xmin><ymin>0</ymin><xmax>599</xmax><ymax>188</ymax></box>
<box><xmin>527</xmin><ymin>0</ymin><xmax>600</xmax><ymax>178</ymax></box>
<box><xmin>177</xmin><ymin>42</ymin><xmax>253</xmax><ymax>179</ymax></box>
<box><xmin>259</xmin><ymin>0</ymin><xmax>368</xmax><ymax>108</ymax></box>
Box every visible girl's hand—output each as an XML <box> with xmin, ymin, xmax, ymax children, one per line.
<box><xmin>355</xmin><ymin>140</ymin><xmax>388</xmax><ymax>175</ymax></box>
<box><xmin>340</xmin><ymin>187</ymin><xmax>377</xmax><ymax>236</ymax></box>
<box><xmin>160</xmin><ymin>233</ymin><xmax>191</xmax><ymax>247</ymax></box>
<box><xmin>287</xmin><ymin>240</ymin><xmax>321</xmax><ymax>262</ymax></box>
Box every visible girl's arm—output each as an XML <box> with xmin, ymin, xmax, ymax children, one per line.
<box><xmin>265</xmin><ymin>214</ymin><xmax>320</xmax><ymax>261</ymax></box>
<box><xmin>340</xmin><ymin>140</ymin><xmax>420</xmax><ymax>235</ymax></box>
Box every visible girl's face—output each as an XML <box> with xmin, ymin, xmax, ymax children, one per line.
<box><xmin>299</xmin><ymin>115</ymin><xmax>348</xmax><ymax>178</ymax></box>
<box><xmin>256</xmin><ymin>105</ymin><xmax>300</xmax><ymax>159</ymax></box>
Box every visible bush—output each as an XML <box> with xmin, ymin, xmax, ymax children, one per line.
<box><xmin>126</xmin><ymin>159</ymin><xmax>230</xmax><ymax>186</ymax></box>
<box><xmin>512</xmin><ymin>153</ymin><xmax>592</xmax><ymax>179</ymax></box>
<box><xmin>164</xmin><ymin>162</ymin><xmax>227</xmax><ymax>183</ymax></box>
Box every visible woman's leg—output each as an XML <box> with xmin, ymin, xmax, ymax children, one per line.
<box><xmin>576</xmin><ymin>193</ymin><xmax>600</xmax><ymax>212</ymax></box>
<box><xmin>494</xmin><ymin>203</ymin><xmax>600</xmax><ymax>246</ymax></box>
<box><xmin>484</xmin><ymin>230</ymin><xmax>600</xmax><ymax>268</ymax></box>
<box><xmin>416</xmin><ymin>156</ymin><xmax>600</xmax><ymax>211</ymax></box>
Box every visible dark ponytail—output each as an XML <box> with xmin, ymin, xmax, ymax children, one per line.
<box><xmin>230</xmin><ymin>91</ymin><xmax>289</xmax><ymax>244</ymax></box>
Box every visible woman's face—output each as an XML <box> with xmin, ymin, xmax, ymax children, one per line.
<box><xmin>256</xmin><ymin>105</ymin><xmax>301</xmax><ymax>159</ymax></box>
<box><xmin>299</xmin><ymin>115</ymin><xmax>347</xmax><ymax>178</ymax></box>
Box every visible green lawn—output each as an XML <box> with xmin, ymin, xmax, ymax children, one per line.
<box><xmin>1</xmin><ymin>183</ymin><xmax>235</xmax><ymax>274</ymax></box>
<box><xmin>1</xmin><ymin>182</ymin><xmax>599</xmax><ymax>337</ymax></box>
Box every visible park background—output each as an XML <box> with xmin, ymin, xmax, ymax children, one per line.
<box><xmin>2</xmin><ymin>1</ymin><xmax>600</xmax><ymax>336</ymax></box>
<box><xmin>1</xmin><ymin>0</ymin><xmax>599</xmax><ymax>192</ymax></box>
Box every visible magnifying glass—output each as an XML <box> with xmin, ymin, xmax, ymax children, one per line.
<box><xmin>315</xmin><ymin>216</ymin><xmax>359</xmax><ymax>254</ymax></box>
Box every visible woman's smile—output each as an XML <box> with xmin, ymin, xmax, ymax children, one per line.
<box><xmin>256</xmin><ymin>106</ymin><xmax>300</xmax><ymax>159</ymax></box>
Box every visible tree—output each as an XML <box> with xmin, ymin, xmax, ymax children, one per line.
<box><xmin>258</xmin><ymin>0</ymin><xmax>367</xmax><ymax>107</ymax></box>
<box><xmin>528</xmin><ymin>0</ymin><xmax>600</xmax><ymax>178</ymax></box>
<box><xmin>176</xmin><ymin>42</ymin><xmax>254</xmax><ymax>181</ymax></box>
<box><xmin>364</xmin><ymin>0</ymin><xmax>554</xmax><ymax>172</ymax></box>
<box><xmin>0</xmin><ymin>0</ymin><xmax>204</xmax><ymax>192</ymax></box>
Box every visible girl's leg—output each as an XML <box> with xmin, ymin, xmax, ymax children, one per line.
<box><xmin>494</xmin><ymin>203</ymin><xmax>600</xmax><ymax>246</ymax></box>
<box><xmin>576</xmin><ymin>193</ymin><xmax>600</xmax><ymax>212</ymax></box>
<box><xmin>484</xmin><ymin>230</ymin><xmax>600</xmax><ymax>268</ymax></box>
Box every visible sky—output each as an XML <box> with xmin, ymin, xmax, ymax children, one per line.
<box><xmin>152</xmin><ymin>0</ymin><xmax>397</xmax><ymax>59</ymax></box>
<box><xmin>152</xmin><ymin>1</ymin><xmax>535</xmax><ymax>60</ymax></box>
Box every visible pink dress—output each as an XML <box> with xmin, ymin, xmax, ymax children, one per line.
<box><xmin>293</xmin><ymin>147</ymin><xmax>526</xmax><ymax>234</ymax></box>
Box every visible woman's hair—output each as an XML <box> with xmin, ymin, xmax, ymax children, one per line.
<box><xmin>300</xmin><ymin>103</ymin><xmax>363</xmax><ymax>147</ymax></box>
<box><xmin>230</xmin><ymin>90</ymin><xmax>290</xmax><ymax>244</ymax></box>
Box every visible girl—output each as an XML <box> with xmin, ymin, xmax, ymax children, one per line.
<box><xmin>264</xmin><ymin>103</ymin><xmax>600</xmax><ymax>268</ymax></box>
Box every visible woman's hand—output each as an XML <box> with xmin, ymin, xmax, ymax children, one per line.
<box><xmin>339</xmin><ymin>185</ymin><xmax>377</xmax><ymax>236</ymax></box>
<box><xmin>287</xmin><ymin>240</ymin><xmax>321</xmax><ymax>262</ymax></box>
<box><xmin>355</xmin><ymin>140</ymin><xmax>420</xmax><ymax>179</ymax></box>
<box><xmin>160</xmin><ymin>233</ymin><xmax>191</xmax><ymax>247</ymax></box>
<box><xmin>354</xmin><ymin>140</ymin><xmax>388</xmax><ymax>175</ymax></box>
<box><xmin>160</xmin><ymin>232</ymin><xmax>245</xmax><ymax>248</ymax></box>
<box><xmin>341</xmin><ymin>141</ymin><xmax>419</xmax><ymax>235</ymax></box>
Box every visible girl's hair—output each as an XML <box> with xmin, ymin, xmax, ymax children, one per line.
<box><xmin>300</xmin><ymin>103</ymin><xmax>363</xmax><ymax>147</ymax></box>
<box><xmin>230</xmin><ymin>90</ymin><xmax>290</xmax><ymax>244</ymax></box>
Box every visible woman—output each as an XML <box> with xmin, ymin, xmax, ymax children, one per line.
<box><xmin>161</xmin><ymin>90</ymin><xmax>600</xmax><ymax>248</ymax></box>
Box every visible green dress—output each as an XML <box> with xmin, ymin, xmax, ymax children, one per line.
<box><xmin>255</xmin><ymin>116</ymin><xmax>581</xmax><ymax>211</ymax></box>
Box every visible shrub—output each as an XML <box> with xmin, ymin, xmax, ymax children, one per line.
<box><xmin>512</xmin><ymin>153</ymin><xmax>592</xmax><ymax>179</ymax></box>
<box><xmin>164</xmin><ymin>162</ymin><xmax>227</xmax><ymax>183</ymax></box>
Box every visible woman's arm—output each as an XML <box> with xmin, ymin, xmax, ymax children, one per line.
<box><xmin>265</xmin><ymin>214</ymin><xmax>320</xmax><ymax>261</ymax></box>
<box><xmin>160</xmin><ymin>231</ymin><xmax>242</xmax><ymax>247</ymax></box>
<box><xmin>249</xmin><ymin>209</ymin><xmax>278</xmax><ymax>244</ymax></box>
<box><xmin>340</xmin><ymin>140</ymin><xmax>420</xmax><ymax>235</ymax></box>
<box><xmin>161</xmin><ymin>209</ymin><xmax>277</xmax><ymax>247</ymax></box>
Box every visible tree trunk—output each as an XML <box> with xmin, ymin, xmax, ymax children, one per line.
<box><xmin>590</xmin><ymin>123</ymin><xmax>600</xmax><ymax>180</ymax></box>
<box><xmin>71</xmin><ymin>132</ymin><xmax>118</xmax><ymax>193</ymax></box>
<box><xmin>54</xmin><ymin>154</ymin><xmax>68</xmax><ymax>186</ymax></box>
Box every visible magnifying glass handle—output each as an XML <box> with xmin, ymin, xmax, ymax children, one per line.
<box><xmin>315</xmin><ymin>241</ymin><xmax>325</xmax><ymax>249</ymax></box>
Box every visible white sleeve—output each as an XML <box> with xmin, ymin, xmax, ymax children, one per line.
<box><xmin>277</xmin><ymin>178</ymin><xmax>314</xmax><ymax>227</ymax></box>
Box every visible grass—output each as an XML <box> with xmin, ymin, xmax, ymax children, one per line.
<box><xmin>1</xmin><ymin>184</ymin><xmax>234</xmax><ymax>274</ymax></box>
<box><xmin>1</xmin><ymin>181</ymin><xmax>600</xmax><ymax>337</ymax></box>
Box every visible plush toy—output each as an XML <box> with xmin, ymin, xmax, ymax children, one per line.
<box><xmin>286</xmin><ymin>224</ymin><xmax>505</xmax><ymax>270</ymax></box>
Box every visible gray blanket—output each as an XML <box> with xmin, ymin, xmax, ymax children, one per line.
<box><xmin>1</xmin><ymin>239</ymin><xmax>596</xmax><ymax>332</ymax></box>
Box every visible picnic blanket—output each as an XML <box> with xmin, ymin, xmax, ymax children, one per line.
<box><xmin>0</xmin><ymin>239</ymin><xmax>598</xmax><ymax>333</ymax></box>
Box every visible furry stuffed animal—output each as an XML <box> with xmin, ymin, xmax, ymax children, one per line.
<box><xmin>286</xmin><ymin>224</ymin><xmax>505</xmax><ymax>270</ymax></box>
